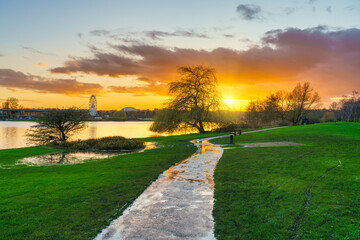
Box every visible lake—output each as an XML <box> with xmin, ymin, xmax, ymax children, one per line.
<box><xmin>0</xmin><ymin>121</ymin><xmax>158</xmax><ymax>150</ymax></box>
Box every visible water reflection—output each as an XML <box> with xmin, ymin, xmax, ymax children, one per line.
<box><xmin>18</xmin><ymin>142</ymin><xmax>158</xmax><ymax>166</ymax></box>
<box><xmin>0</xmin><ymin>121</ymin><xmax>155</xmax><ymax>150</ymax></box>
<box><xmin>19</xmin><ymin>151</ymin><xmax>121</xmax><ymax>166</ymax></box>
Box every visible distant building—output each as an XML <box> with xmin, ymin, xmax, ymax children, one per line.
<box><xmin>0</xmin><ymin>109</ymin><xmax>46</xmax><ymax>120</ymax></box>
<box><xmin>121</xmin><ymin>107</ymin><xmax>139</xmax><ymax>112</ymax></box>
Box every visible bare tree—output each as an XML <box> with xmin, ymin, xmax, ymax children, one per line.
<box><xmin>2</xmin><ymin>97</ymin><xmax>20</xmax><ymax>109</ymax></box>
<box><xmin>151</xmin><ymin>65</ymin><xmax>222</xmax><ymax>133</ymax></box>
<box><xmin>265</xmin><ymin>90</ymin><xmax>289</xmax><ymax>121</ymax></box>
<box><xmin>287</xmin><ymin>82</ymin><xmax>321</xmax><ymax>124</ymax></box>
<box><xmin>339</xmin><ymin>91</ymin><xmax>360</xmax><ymax>122</ymax></box>
<box><xmin>27</xmin><ymin>108</ymin><xmax>88</xmax><ymax>144</ymax></box>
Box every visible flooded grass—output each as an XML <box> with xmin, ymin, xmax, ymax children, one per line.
<box><xmin>17</xmin><ymin>142</ymin><xmax>158</xmax><ymax>166</ymax></box>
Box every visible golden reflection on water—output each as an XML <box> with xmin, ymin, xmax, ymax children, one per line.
<box><xmin>0</xmin><ymin>121</ymin><xmax>156</xmax><ymax>149</ymax></box>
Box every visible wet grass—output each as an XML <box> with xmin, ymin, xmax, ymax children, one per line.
<box><xmin>0</xmin><ymin>132</ymin><xmax>223</xmax><ymax>240</ymax></box>
<box><xmin>211</xmin><ymin>122</ymin><xmax>360</xmax><ymax>239</ymax></box>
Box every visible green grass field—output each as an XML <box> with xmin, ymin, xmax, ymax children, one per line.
<box><xmin>1</xmin><ymin>124</ymin><xmax>359</xmax><ymax>239</ymax></box>
<box><xmin>211</xmin><ymin>123</ymin><xmax>360</xmax><ymax>239</ymax></box>
<box><xmin>0</xmin><ymin>132</ymin><xmax>224</xmax><ymax>240</ymax></box>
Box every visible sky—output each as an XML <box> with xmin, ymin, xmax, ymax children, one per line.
<box><xmin>0</xmin><ymin>0</ymin><xmax>359</xmax><ymax>110</ymax></box>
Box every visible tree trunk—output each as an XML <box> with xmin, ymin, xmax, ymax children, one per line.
<box><xmin>198</xmin><ymin>121</ymin><xmax>206</xmax><ymax>133</ymax></box>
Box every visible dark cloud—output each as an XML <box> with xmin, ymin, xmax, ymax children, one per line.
<box><xmin>236</xmin><ymin>4</ymin><xmax>262</xmax><ymax>20</ymax></box>
<box><xmin>0</xmin><ymin>69</ymin><xmax>104</xmax><ymax>95</ymax></box>
<box><xmin>51</xmin><ymin>27</ymin><xmax>360</xmax><ymax>98</ymax></box>
<box><xmin>90</xmin><ymin>30</ymin><xmax>110</xmax><ymax>36</ymax></box>
<box><xmin>326</xmin><ymin>6</ymin><xmax>332</xmax><ymax>13</ymax></box>
<box><xmin>309</xmin><ymin>0</ymin><xmax>317</xmax><ymax>4</ymax></box>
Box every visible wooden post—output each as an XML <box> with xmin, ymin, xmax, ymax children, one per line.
<box><xmin>230</xmin><ymin>134</ymin><xmax>234</xmax><ymax>144</ymax></box>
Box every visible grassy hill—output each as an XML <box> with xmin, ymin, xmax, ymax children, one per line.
<box><xmin>211</xmin><ymin>122</ymin><xmax>360</xmax><ymax>239</ymax></box>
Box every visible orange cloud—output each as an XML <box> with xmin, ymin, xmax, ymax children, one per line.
<box><xmin>0</xmin><ymin>69</ymin><xmax>104</xmax><ymax>95</ymax></box>
<box><xmin>37</xmin><ymin>62</ymin><xmax>49</xmax><ymax>67</ymax></box>
<box><xmin>51</xmin><ymin>26</ymin><xmax>360</xmax><ymax>100</ymax></box>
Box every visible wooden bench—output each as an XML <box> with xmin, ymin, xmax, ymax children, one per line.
<box><xmin>233</xmin><ymin>129</ymin><xmax>242</xmax><ymax>136</ymax></box>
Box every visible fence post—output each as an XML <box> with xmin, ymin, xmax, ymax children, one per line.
<box><xmin>230</xmin><ymin>134</ymin><xmax>234</xmax><ymax>144</ymax></box>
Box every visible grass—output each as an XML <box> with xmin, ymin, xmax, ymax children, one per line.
<box><xmin>0</xmin><ymin>131</ymin><xmax>223</xmax><ymax>240</ymax></box>
<box><xmin>211</xmin><ymin>122</ymin><xmax>360</xmax><ymax>239</ymax></box>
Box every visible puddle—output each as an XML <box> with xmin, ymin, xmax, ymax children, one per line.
<box><xmin>18</xmin><ymin>142</ymin><xmax>157</xmax><ymax>166</ymax></box>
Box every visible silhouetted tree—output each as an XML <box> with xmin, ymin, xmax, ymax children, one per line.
<box><xmin>2</xmin><ymin>97</ymin><xmax>20</xmax><ymax>109</ymax></box>
<box><xmin>339</xmin><ymin>91</ymin><xmax>360</xmax><ymax>122</ymax></box>
<box><xmin>287</xmin><ymin>82</ymin><xmax>321</xmax><ymax>124</ymax></box>
<box><xmin>27</xmin><ymin>108</ymin><xmax>88</xmax><ymax>144</ymax></box>
<box><xmin>151</xmin><ymin>65</ymin><xmax>221</xmax><ymax>133</ymax></box>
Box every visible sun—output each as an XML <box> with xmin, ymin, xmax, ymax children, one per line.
<box><xmin>223</xmin><ymin>98</ymin><xmax>238</xmax><ymax>110</ymax></box>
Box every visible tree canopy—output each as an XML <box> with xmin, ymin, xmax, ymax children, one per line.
<box><xmin>2</xmin><ymin>97</ymin><xmax>20</xmax><ymax>109</ymax></box>
<box><xmin>150</xmin><ymin>65</ymin><xmax>221</xmax><ymax>133</ymax></box>
<box><xmin>27</xmin><ymin>108</ymin><xmax>88</xmax><ymax>144</ymax></box>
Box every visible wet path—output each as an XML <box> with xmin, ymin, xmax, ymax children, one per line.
<box><xmin>95</xmin><ymin>138</ymin><xmax>223</xmax><ymax>240</ymax></box>
<box><xmin>94</xmin><ymin>127</ymin><xmax>286</xmax><ymax>240</ymax></box>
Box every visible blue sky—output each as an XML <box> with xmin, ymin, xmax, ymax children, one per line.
<box><xmin>0</xmin><ymin>0</ymin><xmax>359</xmax><ymax>109</ymax></box>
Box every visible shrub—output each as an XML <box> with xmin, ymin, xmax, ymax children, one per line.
<box><xmin>54</xmin><ymin>136</ymin><xmax>144</xmax><ymax>151</ymax></box>
<box><xmin>277</xmin><ymin>120</ymin><xmax>292</xmax><ymax>126</ymax></box>
<box><xmin>213</xmin><ymin>123</ymin><xmax>250</xmax><ymax>133</ymax></box>
<box><xmin>320</xmin><ymin>111</ymin><xmax>336</xmax><ymax>122</ymax></box>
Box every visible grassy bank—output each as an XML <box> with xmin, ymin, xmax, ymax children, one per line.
<box><xmin>211</xmin><ymin>123</ymin><xmax>360</xmax><ymax>239</ymax></box>
<box><xmin>0</xmin><ymin>132</ymin><xmax>223</xmax><ymax>240</ymax></box>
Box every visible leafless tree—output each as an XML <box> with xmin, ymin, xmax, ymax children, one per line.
<box><xmin>287</xmin><ymin>82</ymin><xmax>321</xmax><ymax>124</ymax></box>
<box><xmin>2</xmin><ymin>97</ymin><xmax>20</xmax><ymax>109</ymax></box>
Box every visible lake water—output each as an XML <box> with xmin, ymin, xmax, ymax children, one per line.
<box><xmin>0</xmin><ymin>121</ymin><xmax>158</xmax><ymax>150</ymax></box>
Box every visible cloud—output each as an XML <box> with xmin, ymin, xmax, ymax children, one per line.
<box><xmin>224</xmin><ymin>34</ymin><xmax>235</xmax><ymax>38</ymax></box>
<box><xmin>0</xmin><ymin>69</ymin><xmax>104</xmax><ymax>95</ymax></box>
<box><xmin>90</xmin><ymin>30</ymin><xmax>110</xmax><ymax>36</ymax></box>
<box><xmin>77</xmin><ymin>33</ymin><xmax>83</xmax><ymax>39</ymax></box>
<box><xmin>309</xmin><ymin>0</ymin><xmax>317</xmax><ymax>4</ymax></box>
<box><xmin>51</xmin><ymin>27</ymin><xmax>360</xmax><ymax>99</ymax></box>
<box><xmin>37</xmin><ymin>62</ymin><xmax>49</xmax><ymax>67</ymax></box>
<box><xmin>144</xmin><ymin>30</ymin><xmax>210</xmax><ymax>40</ymax></box>
<box><xmin>284</xmin><ymin>7</ymin><xmax>298</xmax><ymax>15</ymax></box>
<box><xmin>236</xmin><ymin>4</ymin><xmax>262</xmax><ymax>20</ymax></box>
<box><xmin>326</xmin><ymin>6</ymin><xmax>332</xmax><ymax>13</ymax></box>
<box><xmin>21</xmin><ymin>46</ymin><xmax>44</xmax><ymax>54</ymax></box>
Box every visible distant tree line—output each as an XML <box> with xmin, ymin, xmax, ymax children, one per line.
<box><xmin>331</xmin><ymin>91</ymin><xmax>360</xmax><ymax>122</ymax></box>
<box><xmin>245</xmin><ymin>82</ymin><xmax>321</xmax><ymax>127</ymax></box>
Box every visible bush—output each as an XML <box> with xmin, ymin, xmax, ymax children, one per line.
<box><xmin>320</xmin><ymin>111</ymin><xmax>336</xmax><ymax>123</ymax></box>
<box><xmin>277</xmin><ymin>120</ymin><xmax>292</xmax><ymax>126</ymax></box>
<box><xmin>213</xmin><ymin>123</ymin><xmax>250</xmax><ymax>133</ymax></box>
<box><xmin>54</xmin><ymin>136</ymin><xmax>144</xmax><ymax>151</ymax></box>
